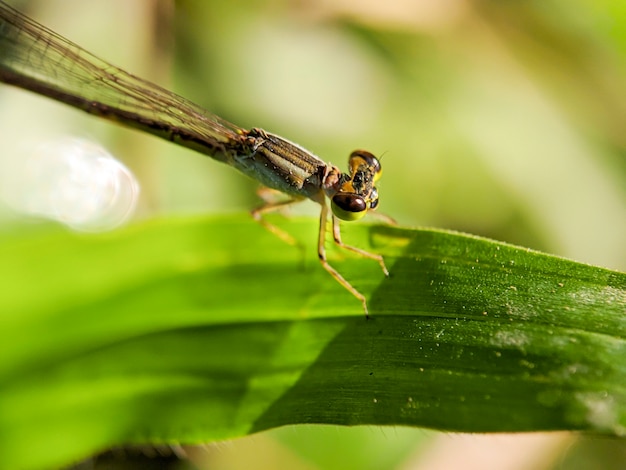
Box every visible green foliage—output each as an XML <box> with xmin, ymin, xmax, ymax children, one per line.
<box><xmin>0</xmin><ymin>215</ymin><xmax>624</xmax><ymax>469</ymax></box>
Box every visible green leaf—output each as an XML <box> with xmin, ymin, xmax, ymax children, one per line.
<box><xmin>0</xmin><ymin>215</ymin><xmax>624</xmax><ymax>470</ymax></box>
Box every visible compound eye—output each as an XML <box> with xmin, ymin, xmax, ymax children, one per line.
<box><xmin>331</xmin><ymin>193</ymin><xmax>367</xmax><ymax>221</ymax></box>
<box><xmin>350</xmin><ymin>150</ymin><xmax>381</xmax><ymax>175</ymax></box>
<box><xmin>369</xmin><ymin>188</ymin><xmax>379</xmax><ymax>210</ymax></box>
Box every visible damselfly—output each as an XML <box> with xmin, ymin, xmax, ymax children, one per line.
<box><xmin>0</xmin><ymin>1</ymin><xmax>388</xmax><ymax>316</ymax></box>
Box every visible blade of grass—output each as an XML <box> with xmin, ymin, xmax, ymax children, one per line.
<box><xmin>0</xmin><ymin>214</ymin><xmax>624</xmax><ymax>470</ymax></box>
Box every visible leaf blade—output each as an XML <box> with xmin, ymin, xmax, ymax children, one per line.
<box><xmin>0</xmin><ymin>215</ymin><xmax>624</xmax><ymax>469</ymax></box>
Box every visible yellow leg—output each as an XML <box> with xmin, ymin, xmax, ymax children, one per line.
<box><xmin>332</xmin><ymin>215</ymin><xmax>389</xmax><ymax>276</ymax></box>
<box><xmin>317</xmin><ymin>201</ymin><xmax>371</xmax><ymax>318</ymax></box>
<box><xmin>251</xmin><ymin>193</ymin><xmax>303</xmax><ymax>246</ymax></box>
<box><xmin>367</xmin><ymin>210</ymin><xmax>397</xmax><ymax>226</ymax></box>
<box><xmin>252</xmin><ymin>191</ymin><xmax>386</xmax><ymax>318</ymax></box>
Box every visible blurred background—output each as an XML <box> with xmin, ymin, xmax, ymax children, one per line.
<box><xmin>1</xmin><ymin>0</ymin><xmax>625</xmax><ymax>468</ymax></box>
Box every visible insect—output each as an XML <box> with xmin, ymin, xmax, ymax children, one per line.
<box><xmin>0</xmin><ymin>1</ymin><xmax>388</xmax><ymax>316</ymax></box>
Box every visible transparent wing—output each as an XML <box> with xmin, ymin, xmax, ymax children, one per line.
<box><xmin>0</xmin><ymin>2</ymin><xmax>245</xmax><ymax>163</ymax></box>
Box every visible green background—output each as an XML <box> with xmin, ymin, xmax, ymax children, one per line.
<box><xmin>1</xmin><ymin>0</ymin><xmax>625</xmax><ymax>469</ymax></box>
